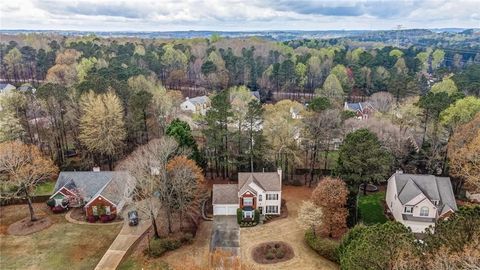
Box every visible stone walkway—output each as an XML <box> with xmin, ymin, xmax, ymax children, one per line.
<box><xmin>94</xmin><ymin>217</ymin><xmax>151</xmax><ymax>270</ymax></box>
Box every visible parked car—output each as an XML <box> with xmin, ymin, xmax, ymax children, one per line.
<box><xmin>128</xmin><ymin>210</ymin><xmax>139</xmax><ymax>226</ymax></box>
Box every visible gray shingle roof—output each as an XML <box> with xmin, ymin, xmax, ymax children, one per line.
<box><xmin>53</xmin><ymin>171</ymin><xmax>130</xmax><ymax>205</ymax></box>
<box><xmin>238</xmin><ymin>172</ymin><xmax>281</xmax><ymax>192</ymax></box>
<box><xmin>0</xmin><ymin>83</ymin><xmax>15</xmax><ymax>93</ymax></box>
<box><xmin>187</xmin><ymin>95</ymin><xmax>209</xmax><ymax>105</ymax></box>
<box><xmin>394</xmin><ymin>173</ymin><xmax>458</xmax><ymax>216</ymax></box>
<box><xmin>212</xmin><ymin>184</ymin><xmax>238</xmax><ymax>204</ymax></box>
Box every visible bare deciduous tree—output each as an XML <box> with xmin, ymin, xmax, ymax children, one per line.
<box><xmin>368</xmin><ymin>92</ymin><xmax>395</xmax><ymax>114</ymax></box>
<box><xmin>0</xmin><ymin>141</ymin><xmax>58</xmax><ymax>221</ymax></box>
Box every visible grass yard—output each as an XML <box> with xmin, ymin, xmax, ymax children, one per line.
<box><xmin>34</xmin><ymin>181</ymin><xmax>56</xmax><ymax>196</ymax></box>
<box><xmin>318</xmin><ymin>151</ymin><xmax>339</xmax><ymax>170</ymax></box>
<box><xmin>0</xmin><ymin>203</ymin><xmax>122</xmax><ymax>270</ymax></box>
<box><xmin>358</xmin><ymin>191</ymin><xmax>388</xmax><ymax>225</ymax></box>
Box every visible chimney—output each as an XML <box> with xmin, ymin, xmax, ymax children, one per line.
<box><xmin>93</xmin><ymin>166</ymin><xmax>100</xmax><ymax>172</ymax></box>
<box><xmin>277</xmin><ymin>167</ymin><xmax>282</xmax><ymax>184</ymax></box>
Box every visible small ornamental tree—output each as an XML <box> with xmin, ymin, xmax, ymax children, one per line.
<box><xmin>311</xmin><ymin>177</ymin><xmax>348</xmax><ymax>238</ymax></box>
<box><xmin>0</xmin><ymin>141</ymin><xmax>58</xmax><ymax>221</ymax></box>
<box><xmin>297</xmin><ymin>200</ymin><xmax>323</xmax><ymax>236</ymax></box>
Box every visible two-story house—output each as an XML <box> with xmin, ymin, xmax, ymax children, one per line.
<box><xmin>385</xmin><ymin>172</ymin><xmax>458</xmax><ymax>233</ymax></box>
<box><xmin>212</xmin><ymin>169</ymin><xmax>282</xmax><ymax>218</ymax></box>
<box><xmin>180</xmin><ymin>96</ymin><xmax>210</xmax><ymax>115</ymax></box>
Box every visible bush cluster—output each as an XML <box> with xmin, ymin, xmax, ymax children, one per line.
<box><xmin>239</xmin><ymin>221</ymin><xmax>257</xmax><ymax>227</ymax></box>
<box><xmin>264</xmin><ymin>243</ymin><xmax>285</xmax><ymax>260</ymax></box>
<box><xmin>304</xmin><ymin>229</ymin><xmax>339</xmax><ymax>262</ymax></box>
<box><xmin>144</xmin><ymin>232</ymin><xmax>193</xmax><ymax>258</ymax></box>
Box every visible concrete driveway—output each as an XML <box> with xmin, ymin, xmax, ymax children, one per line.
<box><xmin>210</xmin><ymin>216</ymin><xmax>240</xmax><ymax>256</ymax></box>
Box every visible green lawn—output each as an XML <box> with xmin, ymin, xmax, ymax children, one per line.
<box><xmin>34</xmin><ymin>181</ymin><xmax>56</xmax><ymax>196</ymax></box>
<box><xmin>358</xmin><ymin>191</ymin><xmax>387</xmax><ymax>225</ymax></box>
<box><xmin>318</xmin><ymin>151</ymin><xmax>339</xmax><ymax>170</ymax></box>
<box><xmin>0</xmin><ymin>204</ymin><xmax>122</xmax><ymax>270</ymax></box>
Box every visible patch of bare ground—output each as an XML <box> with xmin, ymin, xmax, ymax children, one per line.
<box><xmin>7</xmin><ymin>216</ymin><xmax>53</xmax><ymax>235</ymax></box>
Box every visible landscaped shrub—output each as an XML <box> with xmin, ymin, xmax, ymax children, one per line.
<box><xmin>46</xmin><ymin>198</ymin><xmax>55</xmax><ymax>207</ymax></box>
<box><xmin>87</xmin><ymin>215</ymin><xmax>97</xmax><ymax>223</ymax></box>
<box><xmin>265</xmin><ymin>251</ymin><xmax>275</xmax><ymax>260</ymax></box>
<box><xmin>181</xmin><ymin>232</ymin><xmax>194</xmax><ymax>244</ymax></box>
<box><xmin>305</xmin><ymin>228</ymin><xmax>339</xmax><ymax>262</ymax></box>
<box><xmin>254</xmin><ymin>209</ymin><xmax>260</xmax><ymax>223</ymax></box>
<box><xmin>145</xmin><ymin>239</ymin><xmax>167</xmax><ymax>257</ymax></box>
<box><xmin>145</xmin><ymin>237</ymin><xmax>183</xmax><ymax>258</ymax></box>
<box><xmin>237</xmin><ymin>208</ymin><xmax>243</xmax><ymax>224</ymax></box>
<box><xmin>275</xmin><ymin>248</ymin><xmax>285</xmax><ymax>259</ymax></box>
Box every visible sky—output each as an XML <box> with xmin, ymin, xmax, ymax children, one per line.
<box><xmin>1</xmin><ymin>0</ymin><xmax>479</xmax><ymax>31</ymax></box>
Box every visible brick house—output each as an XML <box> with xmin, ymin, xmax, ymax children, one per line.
<box><xmin>49</xmin><ymin>171</ymin><xmax>131</xmax><ymax>220</ymax></box>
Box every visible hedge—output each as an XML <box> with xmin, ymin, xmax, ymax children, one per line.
<box><xmin>304</xmin><ymin>228</ymin><xmax>339</xmax><ymax>262</ymax></box>
<box><xmin>237</xmin><ymin>208</ymin><xmax>243</xmax><ymax>224</ymax></box>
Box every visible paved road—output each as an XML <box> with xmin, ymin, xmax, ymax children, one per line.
<box><xmin>94</xmin><ymin>217</ymin><xmax>150</xmax><ymax>270</ymax></box>
<box><xmin>210</xmin><ymin>216</ymin><xmax>240</xmax><ymax>256</ymax></box>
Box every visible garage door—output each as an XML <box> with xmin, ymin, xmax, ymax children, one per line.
<box><xmin>213</xmin><ymin>205</ymin><xmax>237</xmax><ymax>216</ymax></box>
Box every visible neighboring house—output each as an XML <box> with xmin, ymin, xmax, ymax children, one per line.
<box><xmin>0</xmin><ymin>83</ymin><xmax>16</xmax><ymax>94</ymax></box>
<box><xmin>180</xmin><ymin>95</ymin><xmax>210</xmax><ymax>115</ymax></box>
<box><xmin>17</xmin><ymin>85</ymin><xmax>37</xmax><ymax>94</ymax></box>
<box><xmin>212</xmin><ymin>169</ymin><xmax>282</xmax><ymax>219</ymax></box>
<box><xmin>49</xmin><ymin>170</ymin><xmax>131</xmax><ymax>218</ymax></box>
<box><xmin>386</xmin><ymin>172</ymin><xmax>458</xmax><ymax>233</ymax></box>
<box><xmin>290</xmin><ymin>106</ymin><xmax>302</xmax><ymax>119</ymax></box>
<box><xmin>250</xmin><ymin>91</ymin><xmax>261</xmax><ymax>101</ymax></box>
<box><xmin>344</xmin><ymin>102</ymin><xmax>375</xmax><ymax>119</ymax></box>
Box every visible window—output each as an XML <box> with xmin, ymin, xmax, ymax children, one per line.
<box><xmin>266</xmin><ymin>194</ymin><xmax>278</xmax><ymax>200</ymax></box>
<box><xmin>258</xmin><ymin>207</ymin><xmax>263</xmax><ymax>214</ymax></box>
<box><xmin>244</xmin><ymin>211</ymin><xmax>253</xmax><ymax>219</ymax></box>
<box><xmin>432</xmin><ymin>200</ymin><xmax>438</xmax><ymax>206</ymax></box>
<box><xmin>105</xmin><ymin>206</ymin><xmax>111</xmax><ymax>215</ymax></box>
<box><xmin>420</xmin><ymin>207</ymin><xmax>429</xmax><ymax>217</ymax></box>
<box><xmin>404</xmin><ymin>206</ymin><xmax>413</xmax><ymax>214</ymax></box>
<box><xmin>259</xmin><ymin>195</ymin><xmax>262</xmax><ymax>202</ymax></box>
<box><xmin>243</xmin><ymin>197</ymin><xmax>253</xmax><ymax>206</ymax></box>
<box><xmin>92</xmin><ymin>206</ymin><xmax>98</xmax><ymax>216</ymax></box>
<box><xmin>266</xmin><ymin>206</ymin><xmax>278</xmax><ymax>214</ymax></box>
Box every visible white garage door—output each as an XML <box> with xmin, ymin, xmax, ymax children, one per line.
<box><xmin>213</xmin><ymin>205</ymin><xmax>237</xmax><ymax>216</ymax></box>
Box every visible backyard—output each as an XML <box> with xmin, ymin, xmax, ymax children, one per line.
<box><xmin>0</xmin><ymin>203</ymin><xmax>122</xmax><ymax>270</ymax></box>
<box><xmin>358</xmin><ymin>191</ymin><xmax>388</xmax><ymax>225</ymax></box>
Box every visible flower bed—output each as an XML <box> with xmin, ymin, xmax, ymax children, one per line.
<box><xmin>239</xmin><ymin>221</ymin><xmax>257</xmax><ymax>227</ymax></box>
<box><xmin>251</xmin><ymin>241</ymin><xmax>294</xmax><ymax>264</ymax></box>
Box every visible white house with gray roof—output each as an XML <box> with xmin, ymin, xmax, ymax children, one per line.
<box><xmin>386</xmin><ymin>172</ymin><xmax>458</xmax><ymax>233</ymax></box>
<box><xmin>212</xmin><ymin>169</ymin><xmax>282</xmax><ymax>218</ymax></box>
<box><xmin>180</xmin><ymin>95</ymin><xmax>210</xmax><ymax>115</ymax></box>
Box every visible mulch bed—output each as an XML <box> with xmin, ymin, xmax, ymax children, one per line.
<box><xmin>7</xmin><ymin>216</ymin><xmax>52</xmax><ymax>236</ymax></box>
<box><xmin>252</xmin><ymin>241</ymin><xmax>294</xmax><ymax>264</ymax></box>
<box><xmin>70</xmin><ymin>207</ymin><xmax>87</xmax><ymax>222</ymax></box>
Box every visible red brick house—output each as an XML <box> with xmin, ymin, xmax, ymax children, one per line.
<box><xmin>344</xmin><ymin>102</ymin><xmax>376</xmax><ymax>120</ymax></box>
<box><xmin>49</xmin><ymin>171</ymin><xmax>131</xmax><ymax>220</ymax></box>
